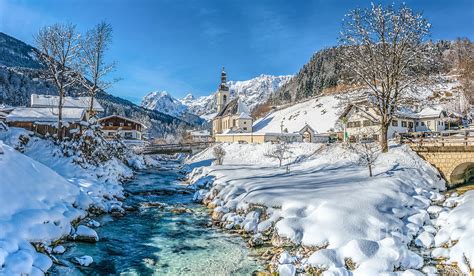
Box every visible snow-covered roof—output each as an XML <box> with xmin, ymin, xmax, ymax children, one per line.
<box><xmin>215</xmin><ymin>98</ymin><xmax>252</xmax><ymax>119</ymax></box>
<box><xmin>0</xmin><ymin>105</ymin><xmax>14</xmax><ymax>113</ymax></box>
<box><xmin>238</xmin><ymin>112</ymin><xmax>252</xmax><ymax>119</ymax></box>
<box><xmin>189</xmin><ymin>130</ymin><xmax>211</xmax><ymax>136</ymax></box>
<box><xmin>98</xmin><ymin>114</ymin><xmax>147</xmax><ymax>128</ymax></box>
<box><xmin>416</xmin><ymin>106</ymin><xmax>445</xmax><ymax>118</ymax></box>
<box><xmin>6</xmin><ymin>107</ymin><xmax>85</xmax><ymax>123</ymax></box>
<box><xmin>30</xmin><ymin>94</ymin><xmax>104</xmax><ymax>112</ymax></box>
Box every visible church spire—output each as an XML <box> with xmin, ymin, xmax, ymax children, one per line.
<box><xmin>221</xmin><ymin>67</ymin><xmax>227</xmax><ymax>84</ymax></box>
<box><xmin>219</xmin><ymin>66</ymin><xmax>229</xmax><ymax>91</ymax></box>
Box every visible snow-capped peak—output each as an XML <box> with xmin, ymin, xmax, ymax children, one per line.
<box><xmin>141</xmin><ymin>74</ymin><xmax>293</xmax><ymax>121</ymax></box>
<box><xmin>141</xmin><ymin>90</ymin><xmax>188</xmax><ymax>118</ymax></box>
<box><xmin>180</xmin><ymin>74</ymin><xmax>293</xmax><ymax>119</ymax></box>
<box><xmin>182</xmin><ymin>93</ymin><xmax>195</xmax><ymax>101</ymax></box>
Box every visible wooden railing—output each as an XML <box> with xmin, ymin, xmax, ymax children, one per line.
<box><xmin>139</xmin><ymin>141</ymin><xmax>214</xmax><ymax>154</ymax></box>
<box><xmin>400</xmin><ymin>129</ymin><xmax>474</xmax><ymax>147</ymax></box>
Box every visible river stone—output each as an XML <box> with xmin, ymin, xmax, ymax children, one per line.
<box><xmin>72</xmin><ymin>255</ymin><xmax>93</xmax><ymax>267</ymax></box>
<box><xmin>73</xmin><ymin>225</ymin><xmax>99</xmax><ymax>243</ymax></box>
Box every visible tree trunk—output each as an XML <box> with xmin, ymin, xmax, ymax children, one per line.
<box><xmin>89</xmin><ymin>94</ymin><xmax>95</xmax><ymax>116</ymax></box>
<box><xmin>368</xmin><ymin>164</ymin><xmax>373</xmax><ymax>177</ymax></box>
<box><xmin>57</xmin><ymin>89</ymin><xmax>64</xmax><ymax>141</ymax></box>
<box><xmin>380</xmin><ymin>123</ymin><xmax>389</xmax><ymax>153</ymax></box>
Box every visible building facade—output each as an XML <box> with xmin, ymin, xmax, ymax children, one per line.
<box><xmin>340</xmin><ymin>104</ymin><xmax>450</xmax><ymax>141</ymax></box>
<box><xmin>212</xmin><ymin>68</ymin><xmax>254</xmax><ymax>137</ymax></box>
<box><xmin>98</xmin><ymin>115</ymin><xmax>145</xmax><ymax>140</ymax></box>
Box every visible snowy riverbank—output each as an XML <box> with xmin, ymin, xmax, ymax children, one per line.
<box><xmin>185</xmin><ymin>143</ymin><xmax>474</xmax><ymax>275</ymax></box>
<box><xmin>0</xmin><ymin>128</ymin><xmax>156</xmax><ymax>274</ymax></box>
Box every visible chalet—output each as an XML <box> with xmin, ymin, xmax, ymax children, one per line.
<box><xmin>339</xmin><ymin>103</ymin><xmax>452</xmax><ymax>141</ymax></box>
<box><xmin>187</xmin><ymin>130</ymin><xmax>213</xmax><ymax>142</ymax></box>
<box><xmin>98</xmin><ymin>115</ymin><xmax>145</xmax><ymax>140</ymax></box>
<box><xmin>6</xmin><ymin>107</ymin><xmax>86</xmax><ymax>137</ymax></box>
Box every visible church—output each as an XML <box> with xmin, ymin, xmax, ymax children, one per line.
<box><xmin>212</xmin><ymin>68</ymin><xmax>253</xmax><ymax>136</ymax></box>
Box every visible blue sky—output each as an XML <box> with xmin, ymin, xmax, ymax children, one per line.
<box><xmin>1</xmin><ymin>0</ymin><xmax>473</xmax><ymax>103</ymax></box>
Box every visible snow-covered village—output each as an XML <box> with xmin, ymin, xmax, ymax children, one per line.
<box><xmin>0</xmin><ymin>1</ymin><xmax>473</xmax><ymax>275</ymax></box>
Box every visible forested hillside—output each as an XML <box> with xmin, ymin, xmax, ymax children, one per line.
<box><xmin>271</xmin><ymin>39</ymin><xmax>474</xmax><ymax>106</ymax></box>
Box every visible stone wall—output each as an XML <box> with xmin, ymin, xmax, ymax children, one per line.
<box><xmin>411</xmin><ymin>145</ymin><xmax>474</xmax><ymax>186</ymax></box>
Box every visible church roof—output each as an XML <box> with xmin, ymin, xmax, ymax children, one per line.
<box><xmin>216</xmin><ymin>98</ymin><xmax>252</xmax><ymax>119</ymax></box>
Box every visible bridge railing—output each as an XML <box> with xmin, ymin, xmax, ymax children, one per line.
<box><xmin>400</xmin><ymin>129</ymin><xmax>474</xmax><ymax>147</ymax></box>
<box><xmin>138</xmin><ymin>141</ymin><xmax>214</xmax><ymax>154</ymax></box>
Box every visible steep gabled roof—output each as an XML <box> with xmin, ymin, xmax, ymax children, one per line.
<box><xmin>31</xmin><ymin>94</ymin><xmax>104</xmax><ymax>112</ymax></box>
<box><xmin>6</xmin><ymin>107</ymin><xmax>85</xmax><ymax>123</ymax></box>
<box><xmin>299</xmin><ymin>123</ymin><xmax>316</xmax><ymax>135</ymax></box>
<box><xmin>215</xmin><ymin>98</ymin><xmax>252</xmax><ymax>119</ymax></box>
<box><xmin>98</xmin><ymin>114</ymin><xmax>147</xmax><ymax>128</ymax></box>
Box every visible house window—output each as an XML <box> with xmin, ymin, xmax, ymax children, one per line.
<box><xmin>408</xmin><ymin>122</ymin><xmax>414</xmax><ymax>129</ymax></box>
<box><xmin>372</xmin><ymin>134</ymin><xmax>379</xmax><ymax>141</ymax></box>
<box><xmin>108</xmin><ymin>122</ymin><xmax>113</xmax><ymax>126</ymax></box>
<box><xmin>119</xmin><ymin>122</ymin><xmax>124</xmax><ymax>127</ymax></box>
<box><xmin>124</xmin><ymin>132</ymin><xmax>132</xmax><ymax>139</ymax></box>
<box><xmin>347</xmin><ymin>121</ymin><xmax>361</xmax><ymax>128</ymax></box>
<box><xmin>363</xmin><ymin>120</ymin><xmax>372</xmax><ymax>127</ymax></box>
<box><xmin>416</xmin><ymin>122</ymin><xmax>419</xmax><ymax>126</ymax></box>
<box><xmin>243</xmin><ymin>127</ymin><xmax>247</xmax><ymax>131</ymax></box>
<box><xmin>127</xmin><ymin>123</ymin><xmax>132</xmax><ymax>126</ymax></box>
<box><xmin>244</xmin><ymin>121</ymin><xmax>247</xmax><ymax>124</ymax></box>
<box><xmin>392</xmin><ymin>120</ymin><xmax>399</xmax><ymax>127</ymax></box>
<box><xmin>108</xmin><ymin>132</ymin><xmax>114</xmax><ymax>136</ymax></box>
<box><xmin>233</xmin><ymin>119</ymin><xmax>236</xmax><ymax>126</ymax></box>
<box><xmin>421</xmin><ymin>122</ymin><xmax>425</xmax><ymax>126</ymax></box>
<box><xmin>401</xmin><ymin>121</ymin><xmax>407</xmax><ymax>127</ymax></box>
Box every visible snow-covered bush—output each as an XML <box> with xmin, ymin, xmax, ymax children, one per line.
<box><xmin>213</xmin><ymin>145</ymin><xmax>226</xmax><ymax>165</ymax></box>
<box><xmin>60</xmin><ymin>117</ymin><xmax>129</xmax><ymax>166</ymax></box>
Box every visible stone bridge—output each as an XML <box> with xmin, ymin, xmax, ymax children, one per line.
<box><xmin>403</xmin><ymin>130</ymin><xmax>474</xmax><ymax>187</ymax></box>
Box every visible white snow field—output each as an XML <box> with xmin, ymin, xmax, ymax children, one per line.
<box><xmin>253</xmin><ymin>95</ymin><xmax>342</xmax><ymax>134</ymax></box>
<box><xmin>187</xmin><ymin>143</ymin><xmax>455</xmax><ymax>275</ymax></box>
<box><xmin>0</xmin><ymin>128</ymin><xmax>154</xmax><ymax>274</ymax></box>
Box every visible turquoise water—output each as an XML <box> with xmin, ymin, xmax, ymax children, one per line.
<box><xmin>53</xmin><ymin>163</ymin><xmax>261</xmax><ymax>275</ymax></box>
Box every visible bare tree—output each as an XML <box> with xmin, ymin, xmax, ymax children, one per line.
<box><xmin>453</xmin><ymin>38</ymin><xmax>474</xmax><ymax>106</ymax></box>
<box><xmin>79</xmin><ymin>21</ymin><xmax>117</xmax><ymax>116</ymax></box>
<box><xmin>339</xmin><ymin>3</ymin><xmax>432</xmax><ymax>152</ymax></box>
<box><xmin>265</xmin><ymin>141</ymin><xmax>293</xmax><ymax>170</ymax></box>
<box><xmin>213</xmin><ymin>145</ymin><xmax>226</xmax><ymax>165</ymax></box>
<box><xmin>35</xmin><ymin>23</ymin><xmax>81</xmax><ymax>140</ymax></box>
<box><xmin>352</xmin><ymin>141</ymin><xmax>380</xmax><ymax>177</ymax></box>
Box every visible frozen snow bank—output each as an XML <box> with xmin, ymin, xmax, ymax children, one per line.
<box><xmin>2</xmin><ymin>128</ymin><xmax>138</xmax><ymax>211</ymax></box>
<box><xmin>188</xmin><ymin>143</ymin><xmax>446</xmax><ymax>274</ymax></box>
<box><xmin>432</xmin><ymin>190</ymin><xmax>474</xmax><ymax>274</ymax></box>
<box><xmin>0</xmin><ymin>142</ymin><xmax>87</xmax><ymax>274</ymax></box>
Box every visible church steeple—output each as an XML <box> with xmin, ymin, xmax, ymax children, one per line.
<box><xmin>219</xmin><ymin>67</ymin><xmax>229</xmax><ymax>92</ymax></box>
<box><xmin>221</xmin><ymin>67</ymin><xmax>226</xmax><ymax>83</ymax></box>
<box><xmin>216</xmin><ymin>67</ymin><xmax>230</xmax><ymax>113</ymax></box>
